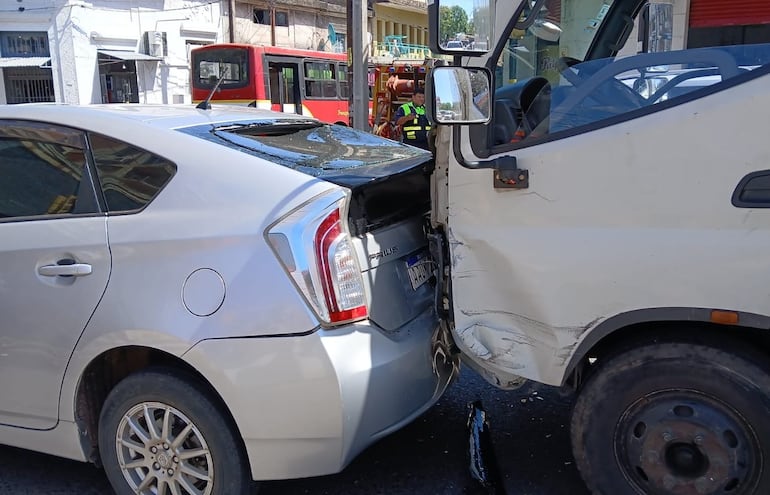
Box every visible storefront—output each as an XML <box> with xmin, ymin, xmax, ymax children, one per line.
<box><xmin>97</xmin><ymin>50</ymin><xmax>161</xmax><ymax>104</ymax></box>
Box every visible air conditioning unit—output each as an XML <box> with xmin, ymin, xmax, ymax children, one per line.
<box><xmin>143</xmin><ymin>31</ymin><xmax>166</xmax><ymax>57</ymax></box>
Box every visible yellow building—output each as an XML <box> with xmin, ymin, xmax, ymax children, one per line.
<box><xmin>371</xmin><ymin>0</ymin><xmax>430</xmax><ymax>60</ymax></box>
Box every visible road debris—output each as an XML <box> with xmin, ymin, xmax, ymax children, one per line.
<box><xmin>467</xmin><ymin>400</ymin><xmax>506</xmax><ymax>495</ymax></box>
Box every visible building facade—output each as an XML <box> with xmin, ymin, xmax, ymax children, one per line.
<box><xmin>229</xmin><ymin>0</ymin><xmax>348</xmax><ymax>52</ymax></box>
<box><xmin>0</xmin><ymin>0</ymin><xmax>430</xmax><ymax>105</ymax></box>
<box><xmin>0</xmin><ymin>0</ymin><xmax>223</xmax><ymax>105</ymax></box>
<box><xmin>227</xmin><ymin>0</ymin><xmax>430</xmax><ymax>60</ymax></box>
<box><xmin>2</xmin><ymin>1</ymin><xmax>768</xmax><ymax>105</ymax></box>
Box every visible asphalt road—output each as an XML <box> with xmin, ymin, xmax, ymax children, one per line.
<box><xmin>0</xmin><ymin>369</ymin><xmax>590</xmax><ymax>495</ymax></box>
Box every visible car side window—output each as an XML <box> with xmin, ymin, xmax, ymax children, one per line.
<box><xmin>88</xmin><ymin>133</ymin><xmax>177</xmax><ymax>213</ymax></box>
<box><xmin>0</xmin><ymin>121</ymin><xmax>92</xmax><ymax>220</ymax></box>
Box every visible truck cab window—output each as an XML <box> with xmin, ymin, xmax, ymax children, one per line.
<box><xmin>487</xmin><ymin>0</ymin><xmax>770</xmax><ymax>151</ymax></box>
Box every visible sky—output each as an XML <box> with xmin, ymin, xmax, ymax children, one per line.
<box><xmin>440</xmin><ymin>0</ymin><xmax>474</xmax><ymax>17</ymax></box>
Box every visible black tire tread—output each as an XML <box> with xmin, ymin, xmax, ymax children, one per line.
<box><xmin>571</xmin><ymin>341</ymin><xmax>770</xmax><ymax>495</ymax></box>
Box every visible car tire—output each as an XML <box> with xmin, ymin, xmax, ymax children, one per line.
<box><xmin>98</xmin><ymin>368</ymin><xmax>254</xmax><ymax>495</ymax></box>
<box><xmin>570</xmin><ymin>341</ymin><xmax>770</xmax><ymax>495</ymax></box>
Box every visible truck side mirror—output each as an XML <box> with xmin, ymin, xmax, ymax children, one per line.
<box><xmin>428</xmin><ymin>0</ymin><xmax>492</xmax><ymax>56</ymax></box>
<box><xmin>428</xmin><ymin>66</ymin><xmax>492</xmax><ymax>125</ymax></box>
<box><xmin>641</xmin><ymin>1</ymin><xmax>674</xmax><ymax>54</ymax></box>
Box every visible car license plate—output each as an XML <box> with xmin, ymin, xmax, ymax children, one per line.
<box><xmin>406</xmin><ymin>254</ymin><xmax>432</xmax><ymax>291</ymax></box>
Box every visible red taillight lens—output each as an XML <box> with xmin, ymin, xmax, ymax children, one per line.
<box><xmin>267</xmin><ymin>189</ymin><xmax>368</xmax><ymax>326</ymax></box>
<box><xmin>315</xmin><ymin>209</ymin><xmax>368</xmax><ymax>324</ymax></box>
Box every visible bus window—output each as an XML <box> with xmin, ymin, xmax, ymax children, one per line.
<box><xmin>339</xmin><ymin>64</ymin><xmax>349</xmax><ymax>99</ymax></box>
<box><xmin>305</xmin><ymin>61</ymin><xmax>338</xmax><ymax>99</ymax></box>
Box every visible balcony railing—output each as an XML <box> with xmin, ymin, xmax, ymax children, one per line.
<box><xmin>372</xmin><ymin>41</ymin><xmax>432</xmax><ymax>60</ymax></box>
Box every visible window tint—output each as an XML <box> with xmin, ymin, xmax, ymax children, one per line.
<box><xmin>89</xmin><ymin>133</ymin><xmax>176</xmax><ymax>213</ymax></box>
<box><xmin>0</xmin><ymin>123</ymin><xmax>89</xmax><ymax>219</ymax></box>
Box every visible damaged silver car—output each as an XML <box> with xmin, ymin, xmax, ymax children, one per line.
<box><xmin>0</xmin><ymin>103</ymin><xmax>457</xmax><ymax>495</ymax></box>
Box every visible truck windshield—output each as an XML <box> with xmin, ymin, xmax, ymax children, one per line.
<box><xmin>496</xmin><ymin>0</ymin><xmax>614</xmax><ymax>87</ymax></box>
<box><xmin>489</xmin><ymin>0</ymin><xmax>770</xmax><ymax>148</ymax></box>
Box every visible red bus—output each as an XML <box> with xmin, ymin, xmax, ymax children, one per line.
<box><xmin>191</xmin><ymin>44</ymin><xmax>351</xmax><ymax>125</ymax></box>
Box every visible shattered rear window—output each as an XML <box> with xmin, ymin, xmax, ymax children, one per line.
<box><xmin>178</xmin><ymin>120</ymin><xmax>428</xmax><ymax>177</ymax></box>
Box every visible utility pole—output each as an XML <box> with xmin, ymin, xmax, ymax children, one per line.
<box><xmin>269</xmin><ymin>0</ymin><xmax>276</xmax><ymax>46</ymax></box>
<box><xmin>228</xmin><ymin>0</ymin><xmax>235</xmax><ymax>43</ymax></box>
<box><xmin>347</xmin><ymin>0</ymin><xmax>369</xmax><ymax>130</ymax></box>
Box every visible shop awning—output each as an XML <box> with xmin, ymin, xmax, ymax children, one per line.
<box><xmin>0</xmin><ymin>57</ymin><xmax>51</xmax><ymax>68</ymax></box>
<box><xmin>98</xmin><ymin>50</ymin><xmax>161</xmax><ymax>61</ymax></box>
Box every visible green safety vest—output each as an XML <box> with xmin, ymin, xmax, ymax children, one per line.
<box><xmin>399</xmin><ymin>102</ymin><xmax>431</xmax><ymax>142</ymax></box>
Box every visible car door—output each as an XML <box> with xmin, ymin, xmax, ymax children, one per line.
<box><xmin>0</xmin><ymin>121</ymin><xmax>110</xmax><ymax>429</ymax></box>
<box><xmin>438</xmin><ymin>1</ymin><xmax>770</xmax><ymax>388</ymax></box>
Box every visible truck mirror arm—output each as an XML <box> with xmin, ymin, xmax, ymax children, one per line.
<box><xmin>450</xmin><ymin>127</ymin><xmax>529</xmax><ymax>189</ymax></box>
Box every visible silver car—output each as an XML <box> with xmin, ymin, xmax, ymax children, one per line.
<box><xmin>0</xmin><ymin>103</ymin><xmax>456</xmax><ymax>494</ymax></box>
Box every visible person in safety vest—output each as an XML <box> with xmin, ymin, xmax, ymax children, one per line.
<box><xmin>393</xmin><ymin>87</ymin><xmax>432</xmax><ymax>151</ymax></box>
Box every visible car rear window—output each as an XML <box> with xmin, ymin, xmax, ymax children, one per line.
<box><xmin>177</xmin><ymin>120</ymin><xmax>427</xmax><ymax>177</ymax></box>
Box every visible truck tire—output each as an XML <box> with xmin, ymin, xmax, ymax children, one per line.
<box><xmin>570</xmin><ymin>341</ymin><xmax>770</xmax><ymax>494</ymax></box>
<box><xmin>98</xmin><ymin>368</ymin><xmax>254</xmax><ymax>495</ymax></box>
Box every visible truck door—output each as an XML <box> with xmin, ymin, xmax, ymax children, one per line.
<box><xmin>432</xmin><ymin>0</ymin><xmax>770</xmax><ymax>388</ymax></box>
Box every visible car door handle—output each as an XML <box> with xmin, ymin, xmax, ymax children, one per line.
<box><xmin>38</xmin><ymin>260</ymin><xmax>93</xmax><ymax>277</ymax></box>
<box><xmin>732</xmin><ymin>170</ymin><xmax>770</xmax><ymax>208</ymax></box>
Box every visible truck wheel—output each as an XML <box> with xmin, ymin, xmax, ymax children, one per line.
<box><xmin>98</xmin><ymin>368</ymin><xmax>254</xmax><ymax>495</ymax></box>
<box><xmin>570</xmin><ymin>341</ymin><xmax>770</xmax><ymax>494</ymax></box>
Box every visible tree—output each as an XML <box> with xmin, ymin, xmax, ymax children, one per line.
<box><xmin>439</xmin><ymin>5</ymin><xmax>470</xmax><ymax>42</ymax></box>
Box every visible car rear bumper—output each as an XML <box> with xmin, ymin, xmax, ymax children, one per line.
<box><xmin>182</xmin><ymin>307</ymin><xmax>455</xmax><ymax>481</ymax></box>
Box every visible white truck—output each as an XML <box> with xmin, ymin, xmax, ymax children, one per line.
<box><xmin>425</xmin><ymin>0</ymin><xmax>770</xmax><ymax>493</ymax></box>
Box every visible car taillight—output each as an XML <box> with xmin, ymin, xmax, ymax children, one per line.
<box><xmin>266</xmin><ymin>189</ymin><xmax>368</xmax><ymax>326</ymax></box>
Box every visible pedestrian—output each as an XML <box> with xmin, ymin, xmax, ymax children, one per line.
<box><xmin>393</xmin><ymin>86</ymin><xmax>432</xmax><ymax>151</ymax></box>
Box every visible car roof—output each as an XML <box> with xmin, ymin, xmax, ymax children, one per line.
<box><xmin>0</xmin><ymin>103</ymin><xmax>318</xmax><ymax>131</ymax></box>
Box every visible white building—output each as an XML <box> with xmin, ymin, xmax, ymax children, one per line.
<box><xmin>0</xmin><ymin>0</ymin><xmax>223</xmax><ymax>104</ymax></box>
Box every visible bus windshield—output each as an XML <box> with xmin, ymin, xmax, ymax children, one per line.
<box><xmin>192</xmin><ymin>47</ymin><xmax>249</xmax><ymax>90</ymax></box>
